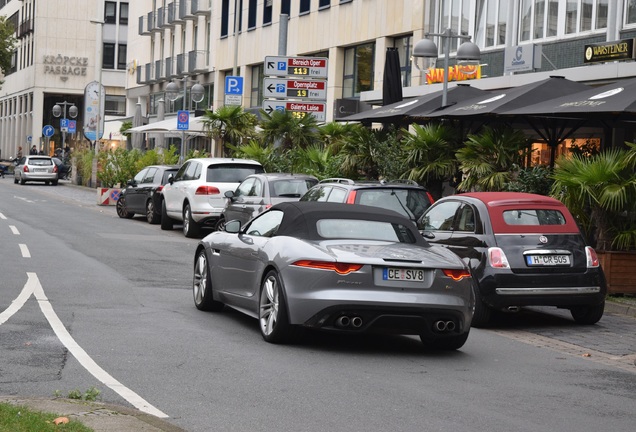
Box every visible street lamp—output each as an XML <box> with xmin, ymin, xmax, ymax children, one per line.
<box><xmin>52</xmin><ymin>101</ymin><xmax>79</xmax><ymax>157</ymax></box>
<box><xmin>413</xmin><ymin>29</ymin><xmax>481</xmax><ymax>107</ymax></box>
<box><xmin>165</xmin><ymin>77</ymin><xmax>205</xmax><ymax>161</ymax></box>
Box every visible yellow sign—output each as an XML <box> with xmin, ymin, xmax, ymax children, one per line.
<box><xmin>425</xmin><ymin>65</ymin><xmax>481</xmax><ymax>85</ymax></box>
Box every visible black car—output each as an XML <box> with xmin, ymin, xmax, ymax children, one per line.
<box><xmin>52</xmin><ymin>157</ymin><xmax>72</xmax><ymax>180</ymax></box>
<box><xmin>117</xmin><ymin>165</ymin><xmax>181</xmax><ymax>224</ymax></box>
<box><xmin>418</xmin><ymin>192</ymin><xmax>607</xmax><ymax>327</ymax></box>
<box><xmin>299</xmin><ymin>178</ymin><xmax>434</xmax><ymax>224</ymax></box>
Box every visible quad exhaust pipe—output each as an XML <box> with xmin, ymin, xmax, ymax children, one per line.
<box><xmin>433</xmin><ymin>320</ymin><xmax>457</xmax><ymax>332</ymax></box>
<box><xmin>335</xmin><ymin>315</ymin><xmax>363</xmax><ymax>329</ymax></box>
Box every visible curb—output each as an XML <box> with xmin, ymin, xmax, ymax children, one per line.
<box><xmin>605</xmin><ymin>300</ymin><xmax>636</xmax><ymax>318</ymax></box>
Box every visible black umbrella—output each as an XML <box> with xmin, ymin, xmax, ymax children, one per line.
<box><xmin>382</xmin><ymin>47</ymin><xmax>403</xmax><ymax>106</ymax></box>
<box><xmin>423</xmin><ymin>76</ymin><xmax>590</xmax><ymax>118</ymax></box>
<box><xmin>339</xmin><ymin>84</ymin><xmax>487</xmax><ymax>123</ymax></box>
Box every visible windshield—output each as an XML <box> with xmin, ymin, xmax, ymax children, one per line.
<box><xmin>356</xmin><ymin>189</ymin><xmax>431</xmax><ymax>220</ymax></box>
<box><xmin>316</xmin><ymin>219</ymin><xmax>417</xmax><ymax>243</ymax></box>
<box><xmin>206</xmin><ymin>164</ymin><xmax>265</xmax><ymax>182</ymax></box>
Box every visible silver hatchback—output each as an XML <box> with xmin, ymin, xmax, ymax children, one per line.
<box><xmin>14</xmin><ymin>156</ymin><xmax>59</xmax><ymax>185</ymax></box>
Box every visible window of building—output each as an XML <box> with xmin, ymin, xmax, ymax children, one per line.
<box><xmin>103</xmin><ymin>43</ymin><xmax>115</xmax><ymax>69</ymax></box>
<box><xmin>104</xmin><ymin>1</ymin><xmax>117</xmax><ymax>24</ymax></box>
<box><xmin>120</xmin><ymin>3</ymin><xmax>129</xmax><ymax>25</ymax></box>
<box><xmin>236</xmin><ymin>0</ymin><xmax>243</xmax><ymax>32</ymax></box>
<box><xmin>343</xmin><ymin>43</ymin><xmax>374</xmax><ymax>98</ymax></box>
<box><xmin>248</xmin><ymin>0</ymin><xmax>257</xmax><ymax>29</ymax></box>
<box><xmin>475</xmin><ymin>0</ymin><xmax>508</xmax><ymax>48</ymax></box>
<box><xmin>221</xmin><ymin>0</ymin><xmax>229</xmax><ymax>37</ymax></box>
<box><xmin>628</xmin><ymin>0</ymin><xmax>636</xmax><ymax>24</ymax></box>
<box><xmin>105</xmin><ymin>95</ymin><xmax>126</xmax><ymax>116</ymax></box>
<box><xmin>118</xmin><ymin>44</ymin><xmax>127</xmax><ymax>70</ymax></box>
<box><xmin>393</xmin><ymin>35</ymin><xmax>412</xmax><ymax>87</ymax></box>
<box><xmin>263</xmin><ymin>0</ymin><xmax>273</xmax><ymax>24</ymax></box>
<box><xmin>281</xmin><ymin>0</ymin><xmax>291</xmax><ymax>15</ymax></box>
<box><xmin>300</xmin><ymin>0</ymin><xmax>310</xmax><ymax>15</ymax></box>
<box><xmin>319</xmin><ymin>0</ymin><xmax>330</xmax><ymax>8</ymax></box>
<box><xmin>251</xmin><ymin>64</ymin><xmax>264</xmax><ymax>107</ymax></box>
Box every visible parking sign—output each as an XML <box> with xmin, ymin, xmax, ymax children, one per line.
<box><xmin>225</xmin><ymin>76</ymin><xmax>244</xmax><ymax>95</ymax></box>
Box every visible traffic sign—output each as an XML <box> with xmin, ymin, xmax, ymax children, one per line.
<box><xmin>68</xmin><ymin>120</ymin><xmax>77</xmax><ymax>134</ymax></box>
<box><xmin>263</xmin><ymin>78</ymin><xmax>327</xmax><ymax>100</ymax></box>
<box><xmin>224</xmin><ymin>94</ymin><xmax>242</xmax><ymax>106</ymax></box>
<box><xmin>177</xmin><ymin>110</ymin><xmax>189</xmax><ymax>130</ymax></box>
<box><xmin>225</xmin><ymin>76</ymin><xmax>244</xmax><ymax>94</ymax></box>
<box><xmin>262</xmin><ymin>100</ymin><xmax>327</xmax><ymax>122</ymax></box>
<box><xmin>43</xmin><ymin>125</ymin><xmax>54</xmax><ymax>137</ymax></box>
<box><xmin>60</xmin><ymin>118</ymin><xmax>69</xmax><ymax>132</ymax></box>
<box><xmin>265</xmin><ymin>56</ymin><xmax>328</xmax><ymax>78</ymax></box>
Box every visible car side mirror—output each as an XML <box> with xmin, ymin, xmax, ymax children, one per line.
<box><xmin>127</xmin><ymin>179</ymin><xmax>136</xmax><ymax>187</ymax></box>
<box><xmin>168</xmin><ymin>174</ymin><xmax>174</xmax><ymax>185</ymax></box>
<box><xmin>224</xmin><ymin>190</ymin><xmax>235</xmax><ymax>199</ymax></box>
<box><xmin>224</xmin><ymin>219</ymin><xmax>241</xmax><ymax>233</ymax></box>
<box><xmin>421</xmin><ymin>230</ymin><xmax>435</xmax><ymax>239</ymax></box>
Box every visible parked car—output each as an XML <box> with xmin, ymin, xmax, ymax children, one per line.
<box><xmin>218</xmin><ymin>173</ymin><xmax>319</xmax><ymax>230</ymax></box>
<box><xmin>161</xmin><ymin>158</ymin><xmax>265</xmax><ymax>237</ymax></box>
<box><xmin>299</xmin><ymin>178</ymin><xmax>434</xmax><ymax>224</ymax></box>
<box><xmin>192</xmin><ymin>201</ymin><xmax>474</xmax><ymax>349</ymax></box>
<box><xmin>116</xmin><ymin>165</ymin><xmax>181</xmax><ymax>224</ymax></box>
<box><xmin>13</xmin><ymin>155</ymin><xmax>58</xmax><ymax>185</ymax></box>
<box><xmin>51</xmin><ymin>157</ymin><xmax>72</xmax><ymax>180</ymax></box>
<box><xmin>417</xmin><ymin>192</ymin><xmax>607</xmax><ymax>327</ymax></box>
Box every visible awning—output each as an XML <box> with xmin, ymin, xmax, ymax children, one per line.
<box><xmin>127</xmin><ymin>115</ymin><xmax>208</xmax><ymax>136</ymax></box>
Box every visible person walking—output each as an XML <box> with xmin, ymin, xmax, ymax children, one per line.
<box><xmin>29</xmin><ymin>145</ymin><xmax>38</xmax><ymax>155</ymax></box>
<box><xmin>16</xmin><ymin>146</ymin><xmax>23</xmax><ymax>159</ymax></box>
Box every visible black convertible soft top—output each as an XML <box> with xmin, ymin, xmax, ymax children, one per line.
<box><xmin>271</xmin><ymin>201</ymin><xmax>427</xmax><ymax>244</ymax></box>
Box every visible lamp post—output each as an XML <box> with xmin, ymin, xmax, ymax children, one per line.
<box><xmin>165</xmin><ymin>77</ymin><xmax>205</xmax><ymax>161</ymax></box>
<box><xmin>412</xmin><ymin>29</ymin><xmax>481</xmax><ymax>107</ymax></box>
<box><xmin>90</xmin><ymin>18</ymin><xmax>105</xmax><ymax>188</ymax></box>
<box><xmin>52</xmin><ymin>101</ymin><xmax>78</xmax><ymax>157</ymax></box>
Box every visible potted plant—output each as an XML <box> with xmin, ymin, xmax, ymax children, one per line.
<box><xmin>550</xmin><ymin>142</ymin><xmax>636</xmax><ymax>294</ymax></box>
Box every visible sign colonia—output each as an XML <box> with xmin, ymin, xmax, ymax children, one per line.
<box><xmin>425</xmin><ymin>65</ymin><xmax>481</xmax><ymax>85</ymax></box>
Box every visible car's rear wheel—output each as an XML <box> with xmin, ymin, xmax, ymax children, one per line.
<box><xmin>161</xmin><ymin>200</ymin><xmax>174</xmax><ymax>230</ymax></box>
<box><xmin>214</xmin><ymin>216</ymin><xmax>226</xmax><ymax>232</ymax></box>
<box><xmin>570</xmin><ymin>301</ymin><xmax>605</xmax><ymax>325</ymax></box>
<box><xmin>116</xmin><ymin>196</ymin><xmax>134</xmax><ymax>219</ymax></box>
<box><xmin>52</xmin><ymin>180</ymin><xmax>58</xmax><ymax>186</ymax></box>
<box><xmin>146</xmin><ymin>199</ymin><xmax>159</xmax><ymax>224</ymax></box>
<box><xmin>470</xmin><ymin>290</ymin><xmax>492</xmax><ymax>328</ymax></box>
<box><xmin>259</xmin><ymin>270</ymin><xmax>296</xmax><ymax>344</ymax></box>
<box><xmin>421</xmin><ymin>331</ymin><xmax>470</xmax><ymax>351</ymax></box>
<box><xmin>14</xmin><ymin>175</ymin><xmax>18</xmax><ymax>184</ymax></box>
<box><xmin>183</xmin><ymin>204</ymin><xmax>201</xmax><ymax>238</ymax></box>
<box><xmin>20</xmin><ymin>176</ymin><xmax>26</xmax><ymax>185</ymax></box>
<box><xmin>193</xmin><ymin>249</ymin><xmax>224</xmax><ymax>312</ymax></box>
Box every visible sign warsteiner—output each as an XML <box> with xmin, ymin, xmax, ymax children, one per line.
<box><xmin>263</xmin><ymin>78</ymin><xmax>327</xmax><ymax>100</ymax></box>
<box><xmin>265</xmin><ymin>56</ymin><xmax>328</xmax><ymax>78</ymax></box>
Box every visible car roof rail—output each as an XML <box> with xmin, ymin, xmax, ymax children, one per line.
<box><xmin>386</xmin><ymin>179</ymin><xmax>420</xmax><ymax>186</ymax></box>
<box><xmin>319</xmin><ymin>177</ymin><xmax>355</xmax><ymax>185</ymax></box>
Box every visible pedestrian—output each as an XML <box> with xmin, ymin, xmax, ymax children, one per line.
<box><xmin>16</xmin><ymin>146</ymin><xmax>23</xmax><ymax>159</ymax></box>
<box><xmin>29</xmin><ymin>144</ymin><xmax>38</xmax><ymax>155</ymax></box>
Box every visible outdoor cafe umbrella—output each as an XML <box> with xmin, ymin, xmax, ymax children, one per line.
<box><xmin>382</xmin><ymin>47</ymin><xmax>403</xmax><ymax>106</ymax></box>
<box><xmin>339</xmin><ymin>84</ymin><xmax>487</xmax><ymax>123</ymax></box>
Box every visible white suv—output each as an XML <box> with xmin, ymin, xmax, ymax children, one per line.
<box><xmin>161</xmin><ymin>158</ymin><xmax>265</xmax><ymax>237</ymax></box>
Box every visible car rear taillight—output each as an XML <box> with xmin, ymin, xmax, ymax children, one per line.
<box><xmin>442</xmin><ymin>268</ymin><xmax>471</xmax><ymax>281</ymax></box>
<box><xmin>23</xmin><ymin>166</ymin><xmax>29</xmax><ymax>172</ymax></box>
<box><xmin>157</xmin><ymin>185</ymin><xmax>164</xmax><ymax>192</ymax></box>
<box><xmin>585</xmin><ymin>246</ymin><xmax>600</xmax><ymax>268</ymax></box>
<box><xmin>487</xmin><ymin>247</ymin><xmax>510</xmax><ymax>268</ymax></box>
<box><xmin>292</xmin><ymin>260</ymin><xmax>363</xmax><ymax>275</ymax></box>
<box><xmin>195</xmin><ymin>185</ymin><xmax>221</xmax><ymax>195</ymax></box>
<box><xmin>346</xmin><ymin>190</ymin><xmax>357</xmax><ymax>204</ymax></box>
<box><xmin>53</xmin><ymin>165</ymin><xmax>58</xmax><ymax>173</ymax></box>
<box><xmin>426</xmin><ymin>191</ymin><xmax>435</xmax><ymax>204</ymax></box>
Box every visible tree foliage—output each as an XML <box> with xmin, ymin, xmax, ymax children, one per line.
<box><xmin>0</xmin><ymin>16</ymin><xmax>16</xmax><ymax>85</ymax></box>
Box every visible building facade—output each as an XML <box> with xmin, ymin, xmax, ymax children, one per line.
<box><xmin>0</xmin><ymin>0</ymin><xmax>129</xmax><ymax>160</ymax></box>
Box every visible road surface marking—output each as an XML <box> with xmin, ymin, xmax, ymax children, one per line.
<box><xmin>14</xmin><ymin>196</ymin><xmax>34</xmax><ymax>203</ymax></box>
<box><xmin>19</xmin><ymin>244</ymin><xmax>30</xmax><ymax>258</ymax></box>
<box><xmin>0</xmin><ymin>212</ymin><xmax>6</xmax><ymax>219</ymax></box>
<box><xmin>0</xmin><ymin>273</ymin><xmax>169</xmax><ymax>418</ymax></box>
<box><xmin>10</xmin><ymin>225</ymin><xmax>19</xmax><ymax>235</ymax></box>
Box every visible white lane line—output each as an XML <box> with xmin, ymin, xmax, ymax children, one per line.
<box><xmin>10</xmin><ymin>225</ymin><xmax>20</xmax><ymax>235</ymax></box>
<box><xmin>0</xmin><ymin>275</ymin><xmax>35</xmax><ymax>325</ymax></box>
<box><xmin>19</xmin><ymin>244</ymin><xmax>31</xmax><ymax>258</ymax></box>
<box><xmin>28</xmin><ymin>273</ymin><xmax>169</xmax><ymax>418</ymax></box>
<box><xmin>0</xmin><ymin>212</ymin><xmax>6</xmax><ymax>220</ymax></box>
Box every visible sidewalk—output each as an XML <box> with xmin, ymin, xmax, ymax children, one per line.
<box><xmin>0</xmin><ymin>396</ymin><xmax>186</xmax><ymax>432</ymax></box>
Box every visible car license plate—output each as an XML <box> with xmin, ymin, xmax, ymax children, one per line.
<box><xmin>526</xmin><ymin>255</ymin><xmax>570</xmax><ymax>266</ymax></box>
<box><xmin>34</xmin><ymin>168</ymin><xmax>47</xmax><ymax>172</ymax></box>
<box><xmin>382</xmin><ymin>268</ymin><xmax>425</xmax><ymax>281</ymax></box>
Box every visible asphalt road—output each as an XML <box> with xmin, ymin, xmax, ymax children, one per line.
<box><xmin>0</xmin><ymin>178</ymin><xmax>635</xmax><ymax>432</ymax></box>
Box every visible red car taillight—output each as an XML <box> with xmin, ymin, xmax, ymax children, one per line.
<box><xmin>585</xmin><ymin>246</ymin><xmax>600</xmax><ymax>268</ymax></box>
<box><xmin>346</xmin><ymin>190</ymin><xmax>357</xmax><ymax>204</ymax></box>
<box><xmin>292</xmin><ymin>260</ymin><xmax>363</xmax><ymax>275</ymax></box>
<box><xmin>195</xmin><ymin>185</ymin><xmax>221</xmax><ymax>195</ymax></box>
<box><xmin>53</xmin><ymin>165</ymin><xmax>58</xmax><ymax>173</ymax></box>
<box><xmin>442</xmin><ymin>268</ymin><xmax>471</xmax><ymax>281</ymax></box>
<box><xmin>426</xmin><ymin>191</ymin><xmax>435</xmax><ymax>204</ymax></box>
<box><xmin>23</xmin><ymin>166</ymin><xmax>29</xmax><ymax>172</ymax></box>
<box><xmin>157</xmin><ymin>185</ymin><xmax>164</xmax><ymax>192</ymax></box>
<box><xmin>487</xmin><ymin>247</ymin><xmax>510</xmax><ymax>268</ymax></box>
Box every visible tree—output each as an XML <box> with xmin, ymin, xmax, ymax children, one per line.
<box><xmin>259</xmin><ymin>110</ymin><xmax>320</xmax><ymax>150</ymax></box>
<box><xmin>0</xmin><ymin>16</ymin><xmax>17</xmax><ymax>88</ymax></box>
<box><xmin>201</xmin><ymin>105</ymin><xmax>258</xmax><ymax>156</ymax></box>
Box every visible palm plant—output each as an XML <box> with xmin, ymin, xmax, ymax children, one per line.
<box><xmin>336</xmin><ymin>126</ymin><xmax>388</xmax><ymax>180</ymax></box>
<box><xmin>228</xmin><ymin>140</ymin><xmax>278</xmax><ymax>172</ymax></box>
<box><xmin>456</xmin><ymin>125</ymin><xmax>529</xmax><ymax>192</ymax></box>
<box><xmin>259</xmin><ymin>110</ymin><xmax>321</xmax><ymax>150</ymax></box>
<box><xmin>550</xmin><ymin>143</ymin><xmax>636</xmax><ymax>251</ymax></box>
<box><xmin>201</xmin><ymin>105</ymin><xmax>258</xmax><ymax>156</ymax></box>
<box><xmin>402</xmin><ymin>123</ymin><xmax>460</xmax><ymax>199</ymax></box>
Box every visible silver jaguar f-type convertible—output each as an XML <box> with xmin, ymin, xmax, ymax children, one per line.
<box><xmin>193</xmin><ymin>201</ymin><xmax>474</xmax><ymax>350</ymax></box>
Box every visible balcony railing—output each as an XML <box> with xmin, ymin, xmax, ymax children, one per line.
<box><xmin>191</xmin><ymin>0</ymin><xmax>211</xmax><ymax>16</ymax></box>
<box><xmin>137</xmin><ymin>63</ymin><xmax>153</xmax><ymax>85</ymax></box>
<box><xmin>176</xmin><ymin>53</ymin><xmax>186</xmax><ymax>76</ymax></box>
<box><xmin>164</xmin><ymin>2</ymin><xmax>177</xmax><ymax>27</ymax></box>
<box><xmin>149</xmin><ymin>11</ymin><xmax>161</xmax><ymax>33</ymax></box>
<box><xmin>156</xmin><ymin>7</ymin><xmax>164</xmax><ymax>28</ymax></box>
<box><xmin>155</xmin><ymin>59</ymin><xmax>163</xmax><ymax>81</ymax></box>
<box><xmin>178</xmin><ymin>0</ymin><xmax>193</xmax><ymax>20</ymax></box>
<box><xmin>17</xmin><ymin>19</ymin><xmax>33</xmax><ymax>38</ymax></box>
<box><xmin>138</xmin><ymin>15</ymin><xmax>150</xmax><ymax>35</ymax></box>
<box><xmin>188</xmin><ymin>50</ymin><xmax>208</xmax><ymax>74</ymax></box>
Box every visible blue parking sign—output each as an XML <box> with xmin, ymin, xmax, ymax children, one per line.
<box><xmin>225</xmin><ymin>76</ymin><xmax>244</xmax><ymax>95</ymax></box>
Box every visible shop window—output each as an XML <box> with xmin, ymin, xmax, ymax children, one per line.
<box><xmin>393</xmin><ymin>35</ymin><xmax>412</xmax><ymax>87</ymax></box>
<box><xmin>343</xmin><ymin>43</ymin><xmax>375</xmax><ymax>98</ymax></box>
<box><xmin>529</xmin><ymin>138</ymin><xmax>601</xmax><ymax>167</ymax></box>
